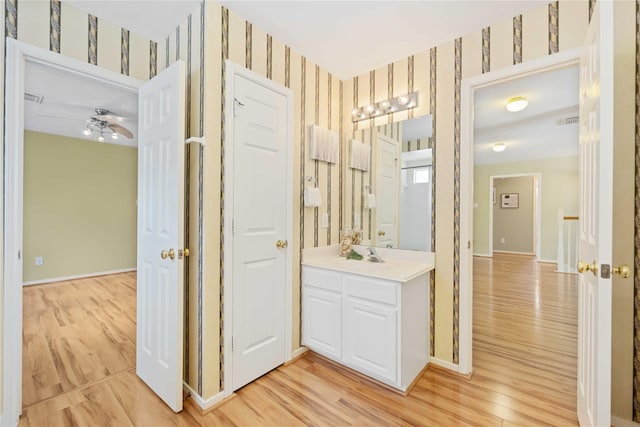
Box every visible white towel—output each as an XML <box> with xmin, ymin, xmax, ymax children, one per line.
<box><xmin>304</xmin><ymin>186</ymin><xmax>322</xmax><ymax>207</ymax></box>
<box><xmin>366</xmin><ymin>194</ymin><xmax>377</xmax><ymax>209</ymax></box>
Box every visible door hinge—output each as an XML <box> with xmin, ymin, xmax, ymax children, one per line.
<box><xmin>233</xmin><ymin>98</ymin><xmax>245</xmax><ymax>117</ymax></box>
<box><xmin>232</xmin><ymin>218</ymin><xmax>235</xmax><ymax>235</ymax></box>
<box><xmin>231</xmin><ymin>336</ymin><xmax>234</xmax><ymax>351</ymax></box>
<box><xmin>18</xmin><ymin>250</ymin><xmax>21</xmax><ymax>260</ymax></box>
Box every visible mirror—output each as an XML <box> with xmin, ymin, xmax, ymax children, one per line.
<box><xmin>343</xmin><ymin>116</ymin><xmax>433</xmax><ymax>250</ymax></box>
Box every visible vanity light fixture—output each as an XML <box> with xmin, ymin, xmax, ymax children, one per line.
<box><xmin>351</xmin><ymin>91</ymin><xmax>419</xmax><ymax>122</ymax></box>
<box><xmin>492</xmin><ymin>143</ymin><xmax>507</xmax><ymax>152</ymax></box>
<box><xmin>506</xmin><ymin>96</ymin><xmax>528</xmax><ymax>112</ymax></box>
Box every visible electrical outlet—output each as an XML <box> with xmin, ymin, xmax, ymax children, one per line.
<box><xmin>500</xmin><ymin>238</ymin><xmax>506</xmax><ymax>244</ymax></box>
<box><xmin>321</xmin><ymin>213</ymin><xmax>329</xmax><ymax>228</ymax></box>
<box><xmin>35</xmin><ymin>256</ymin><xmax>44</xmax><ymax>266</ymax></box>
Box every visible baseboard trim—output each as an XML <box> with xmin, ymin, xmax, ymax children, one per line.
<box><xmin>286</xmin><ymin>347</ymin><xmax>309</xmax><ymax>365</ymax></box>
<box><xmin>22</xmin><ymin>268</ymin><xmax>136</xmax><ymax>286</ymax></box>
<box><xmin>612</xmin><ymin>416</ymin><xmax>640</xmax><ymax>427</ymax></box>
<box><xmin>473</xmin><ymin>253</ymin><xmax>492</xmax><ymax>258</ymax></box>
<box><xmin>428</xmin><ymin>357</ymin><xmax>472</xmax><ymax>379</ymax></box>
<box><xmin>183</xmin><ymin>382</ymin><xmax>229</xmax><ymax>416</ymax></box>
<box><xmin>537</xmin><ymin>258</ymin><xmax>558</xmax><ymax>264</ymax></box>
<box><xmin>492</xmin><ymin>250</ymin><xmax>535</xmax><ymax>256</ymax></box>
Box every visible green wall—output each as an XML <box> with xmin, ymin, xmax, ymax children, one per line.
<box><xmin>23</xmin><ymin>131</ymin><xmax>137</xmax><ymax>283</ymax></box>
<box><xmin>474</xmin><ymin>156</ymin><xmax>578</xmax><ymax>261</ymax></box>
<box><xmin>493</xmin><ymin>176</ymin><xmax>535</xmax><ymax>254</ymax></box>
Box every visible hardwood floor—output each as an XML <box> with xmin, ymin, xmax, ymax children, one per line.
<box><xmin>20</xmin><ymin>254</ymin><xmax>578</xmax><ymax>426</ymax></box>
<box><xmin>22</xmin><ymin>272</ymin><xmax>137</xmax><ymax>408</ymax></box>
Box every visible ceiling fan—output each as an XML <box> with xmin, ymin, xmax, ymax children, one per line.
<box><xmin>83</xmin><ymin>108</ymin><xmax>134</xmax><ymax>141</ymax></box>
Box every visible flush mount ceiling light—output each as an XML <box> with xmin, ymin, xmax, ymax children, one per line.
<box><xmin>492</xmin><ymin>143</ymin><xmax>507</xmax><ymax>152</ymax></box>
<box><xmin>506</xmin><ymin>96</ymin><xmax>528</xmax><ymax>112</ymax></box>
<box><xmin>352</xmin><ymin>91</ymin><xmax>419</xmax><ymax>122</ymax></box>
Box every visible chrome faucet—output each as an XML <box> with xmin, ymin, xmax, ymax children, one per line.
<box><xmin>367</xmin><ymin>246</ymin><xmax>385</xmax><ymax>263</ymax></box>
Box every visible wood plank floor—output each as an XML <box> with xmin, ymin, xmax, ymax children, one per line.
<box><xmin>20</xmin><ymin>254</ymin><xmax>578</xmax><ymax>426</ymax></box>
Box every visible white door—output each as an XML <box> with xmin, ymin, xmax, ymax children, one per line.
<box><xmin>576</xmin><ymin>2</ymin><xmax>613</xmax><ymax>425</ymax></box>
<box><xmin>136</xmin><ymin>61</ymin><xmax>186</xmax><ymax>412</ymax></box>
<box><xmin>376</xmin><ymin>134</ymin><xmax>400</xmax><ymax>247</ymax></box>
<box><xmin>232</xmin><ymin>73</ymin><xmax>289</xmax><ymax>390</ymax></box>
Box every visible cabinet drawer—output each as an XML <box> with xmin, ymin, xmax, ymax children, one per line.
<box><xmin>302</xmin><ymin>266</ymin><xmax>342</xmax><ymax>293</ymax></box>
<box><xmin>344</xmin><ymin>274</ymin><xmax>398</xmax><ymax>306</ymax></box>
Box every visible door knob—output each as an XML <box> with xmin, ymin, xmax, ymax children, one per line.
<box><xmin>377</xmin><ymin>231</ymin><xmax>386</xmax><ymax>236</ymax></box>
<box><xmin>613</xmin><ymin>264</ymin><xmax>631</xmax><ymax>279</ymax></box>
<box><xmin>577</xmin><ymin>260</ymin><xmax>598</xmax><ymax>276</ymax></box>
<box><xmin>161</xmin><ymin>248</ymin><xmax>175</xmax><ymax>260</ymax></box>
<box><xmin>276</xmin><ymin>240</ymin><xmax>288</xmax><ymax>249</ymax></box>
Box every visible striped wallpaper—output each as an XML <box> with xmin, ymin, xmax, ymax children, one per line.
<box><xmin>1</xmin><ymin>0</ymin><xmax>640</xmax><ymax>422</ymax></box>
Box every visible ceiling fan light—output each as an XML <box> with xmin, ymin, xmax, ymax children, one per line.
<box><xmin>492</xmin><ymin>143</ymin><xmax>506</xmax><ymax>152</ymax></box>
<box><xmin>111</xmin><ymin>132</ymin><xmax>118</xmax><ymax>140</ymax></box>
<box><xmin>83</xmin><ymin>128</ymin><xmax>92</xmax><ymax>136</ymax></box>
<box><xmin>97</xmin><ymin>133</ymin><xmax>105</xmax><ymax>142</ymax></box>
<box><xmin>506</xmin><ymin>96</ymin><xmax>528</xmax><ymax>112</ymax></box>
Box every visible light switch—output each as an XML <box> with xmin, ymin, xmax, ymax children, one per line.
<box><xmin>35</xmin><ymin>256</ymin><xmax>43</xmax><ymax>266</ymax></box>
<box><xmin>321</xmin><ymin>213</ymin><xmax>329</xmax><ymax>228</ymax></box>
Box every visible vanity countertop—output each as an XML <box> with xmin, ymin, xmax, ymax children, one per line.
<box><xmin>302</xmin><ymin>245</ymin><xmax>434</xmax><ymax>283</ymax></box>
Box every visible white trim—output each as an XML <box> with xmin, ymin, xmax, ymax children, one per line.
<box><xmin>222</xmin><ymin>60</ymin><xmax>294</xmax><ymax>397</ymax></box>
<box><xmin>459</xmin><ymin>47</ymin><xmax>583</xmax><ymax>377</ymax></box>
<box><xmin>472</xmin><ymin>253</ymin><xmax>492</xmax><ymax>258</ymax></box>
<box><xmin>492</xmin><ymin>250</ymin><xmax>536</xmax><ymax>256</ymax></box>
<box><xmin>22</xmin><ymin>268</ymin><xmax>137</xmax><ymax>286</ymax></box>
<box><xmin>292</xmin><ymin>346</ymin><xmax>308</xmax><ymax>359</ymax></box>
<box><xmin>3</xmin><ymin>39</ymin><xmax>143</xmax><ymax>425</ymax></box>
<box><xmin>489</xmin><ymin>173</ymin><xmax>541</xmax><ymax>260</ymax></box>
<box><xmin>538</xmin><ymin>258</ymin><xmax>560</xmax><ymax>264</ymax></box>
<box><xmin>611</xmin><ymin>416</ymin><xmax>640</xmax><ymax>427</ymax></box>
<box><xmin>429</xmin><ymin>357</ymin><xmax>462</xmax><ymax>373</ymax></box>
<box><xmin>183</xmin><ymin>382</ymin><xmax>225</xmax><ymax>411</ymax></box>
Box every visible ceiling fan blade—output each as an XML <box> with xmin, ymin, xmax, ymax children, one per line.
<box><xmin>109</xmin><ymin>123</ymin><xmax>134</xmax><ymax>139</ymax></box>
<box><xmin>95</xmin><ymin>113</ymin><xmax>128</xmax><ymax>123</ymax></box>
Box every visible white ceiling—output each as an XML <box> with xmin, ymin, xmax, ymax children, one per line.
<box><xmin>24</xmin><ymin>61</ymin><xmax>138</xmax><ymax>147</ymax></box>
<box><xmin>221</xmin><ymin>1</ymin><xmax>548</xmax><ymax>79</ymax></box>
<box><xmin>474</xmin><ymin>65</ymin><xmax>579</xmax><ymax>165</ymax></box>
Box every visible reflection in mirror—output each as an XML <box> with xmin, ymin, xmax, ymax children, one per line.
<box><xmin>344</xmin><ymin>116</ymin><xmax>433</xmax><ymax>250</ymax></box>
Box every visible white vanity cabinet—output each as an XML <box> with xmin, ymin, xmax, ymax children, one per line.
<box><xmin>302</xmin><ymin>264</ymin><xmax>429</xmax><ymax>392</ymax></box>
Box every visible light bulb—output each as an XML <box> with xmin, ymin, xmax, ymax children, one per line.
<box><xmin>97</xmin><ymin>134</ymin><xmax>105</xmax><ymax>142</ymax></box>
<box><xmin>365</xmin><ymin>105</ymin><xmax>375</xmax><ymax>113</ymax></box>
<box><xmin>83</xmin><ymin>128</ymin><xmax>92</xmax><ymax>136</ymax></box>
<box><xmin>398</xmin><ymin>95</ymin><xmax>409</xmax><ymax>105</ymax></box>
<box><xmin>380</xmin><ymin>100</ymin><xmax>390</xmax><ymax>109</ymax></box>
<box><xmin>506</xmin><ymin>96</ymin><xmax>528</xmax><ymax>112</ymax></box>
<box><xmin>352</xmin><ymin>108</ymin><xmax>359</xmax><ymax>116</ymax></box>
<box><xmin>492</xmin><ymin>143</ymin><xmax>506</xmax><ymax>152</ymax></box>
<box><xmin>111</xmin><ymin>132</ymin><xmax>118</xmax><ymax>140</ymax></box>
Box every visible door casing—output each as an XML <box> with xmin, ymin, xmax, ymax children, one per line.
<box><xmin>222</xmin><ymin>60</ymin><xmax>294</xmax><ymax>396</ymax></box>
<box><xmin>458</xmin><ymin>46</ymin><xmax>583</xmax><ymax>376</ymax></box>
<box><xmin>2</xmin><ymin>39</ymin><xmax>143</xmax><ymax>426</ymax></box>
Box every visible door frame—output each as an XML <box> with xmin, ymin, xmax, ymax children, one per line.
<box><xmin>222</xmin><ymin>60</ymin><xmax>294</xmax><ymax>396</ymax></box>
<box><xmin>488</xmin><ymin>173</ymin><xmax>542</xmax><ymax>258</ymax></box>
<box><xmin>458</xmin><ymin>46</ymin><xmax>583</xmax><ymax>375</ymax></box>
<box><xmin>2</xmin><ymin>39</ymin><xmax>143</xmax><ymax>426</ymax></box>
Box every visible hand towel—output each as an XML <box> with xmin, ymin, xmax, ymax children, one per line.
<box><xmin>304</xmin><ymin>186</ymin><xmax>322</xmax><ymax>207</ymax></box>
<box><xmin>366</xmin><ymin>193</ymin><xmax>377</xmax><ymax>209</ymax></box>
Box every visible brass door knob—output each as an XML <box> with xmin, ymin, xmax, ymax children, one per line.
<box><xmin>276</xmin><ymin>240</ymin><xmax>288</xmax><ymax>249</ymax></box>
<box><xmin>377</xmin><ymin>231</ymin><xmax>386</xmax><ymax>237</ymax></box>
<box><xmin>613</xmin><ymin>264</ymin><xmax>631</xmax><ymax>279</ymax></box>
<box><xmin>577</xmin><ymin>260</ymin><xmax>598</xmax><ymax>276</ymax></box>
<box><xmin>161</xmin><ymin>248</ymin><xmax>176</xmax><ymax>260</ymax></box>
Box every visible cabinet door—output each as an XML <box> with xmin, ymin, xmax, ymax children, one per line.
<box><xmin>302</xmin><ymin>287</ymin><xmax>342</xmax><ymax>359</ymax></box>
<box><xmin>344</xmin><ymin>298</ymin><xmax>397</xmax><ymax>384</ymax></box>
